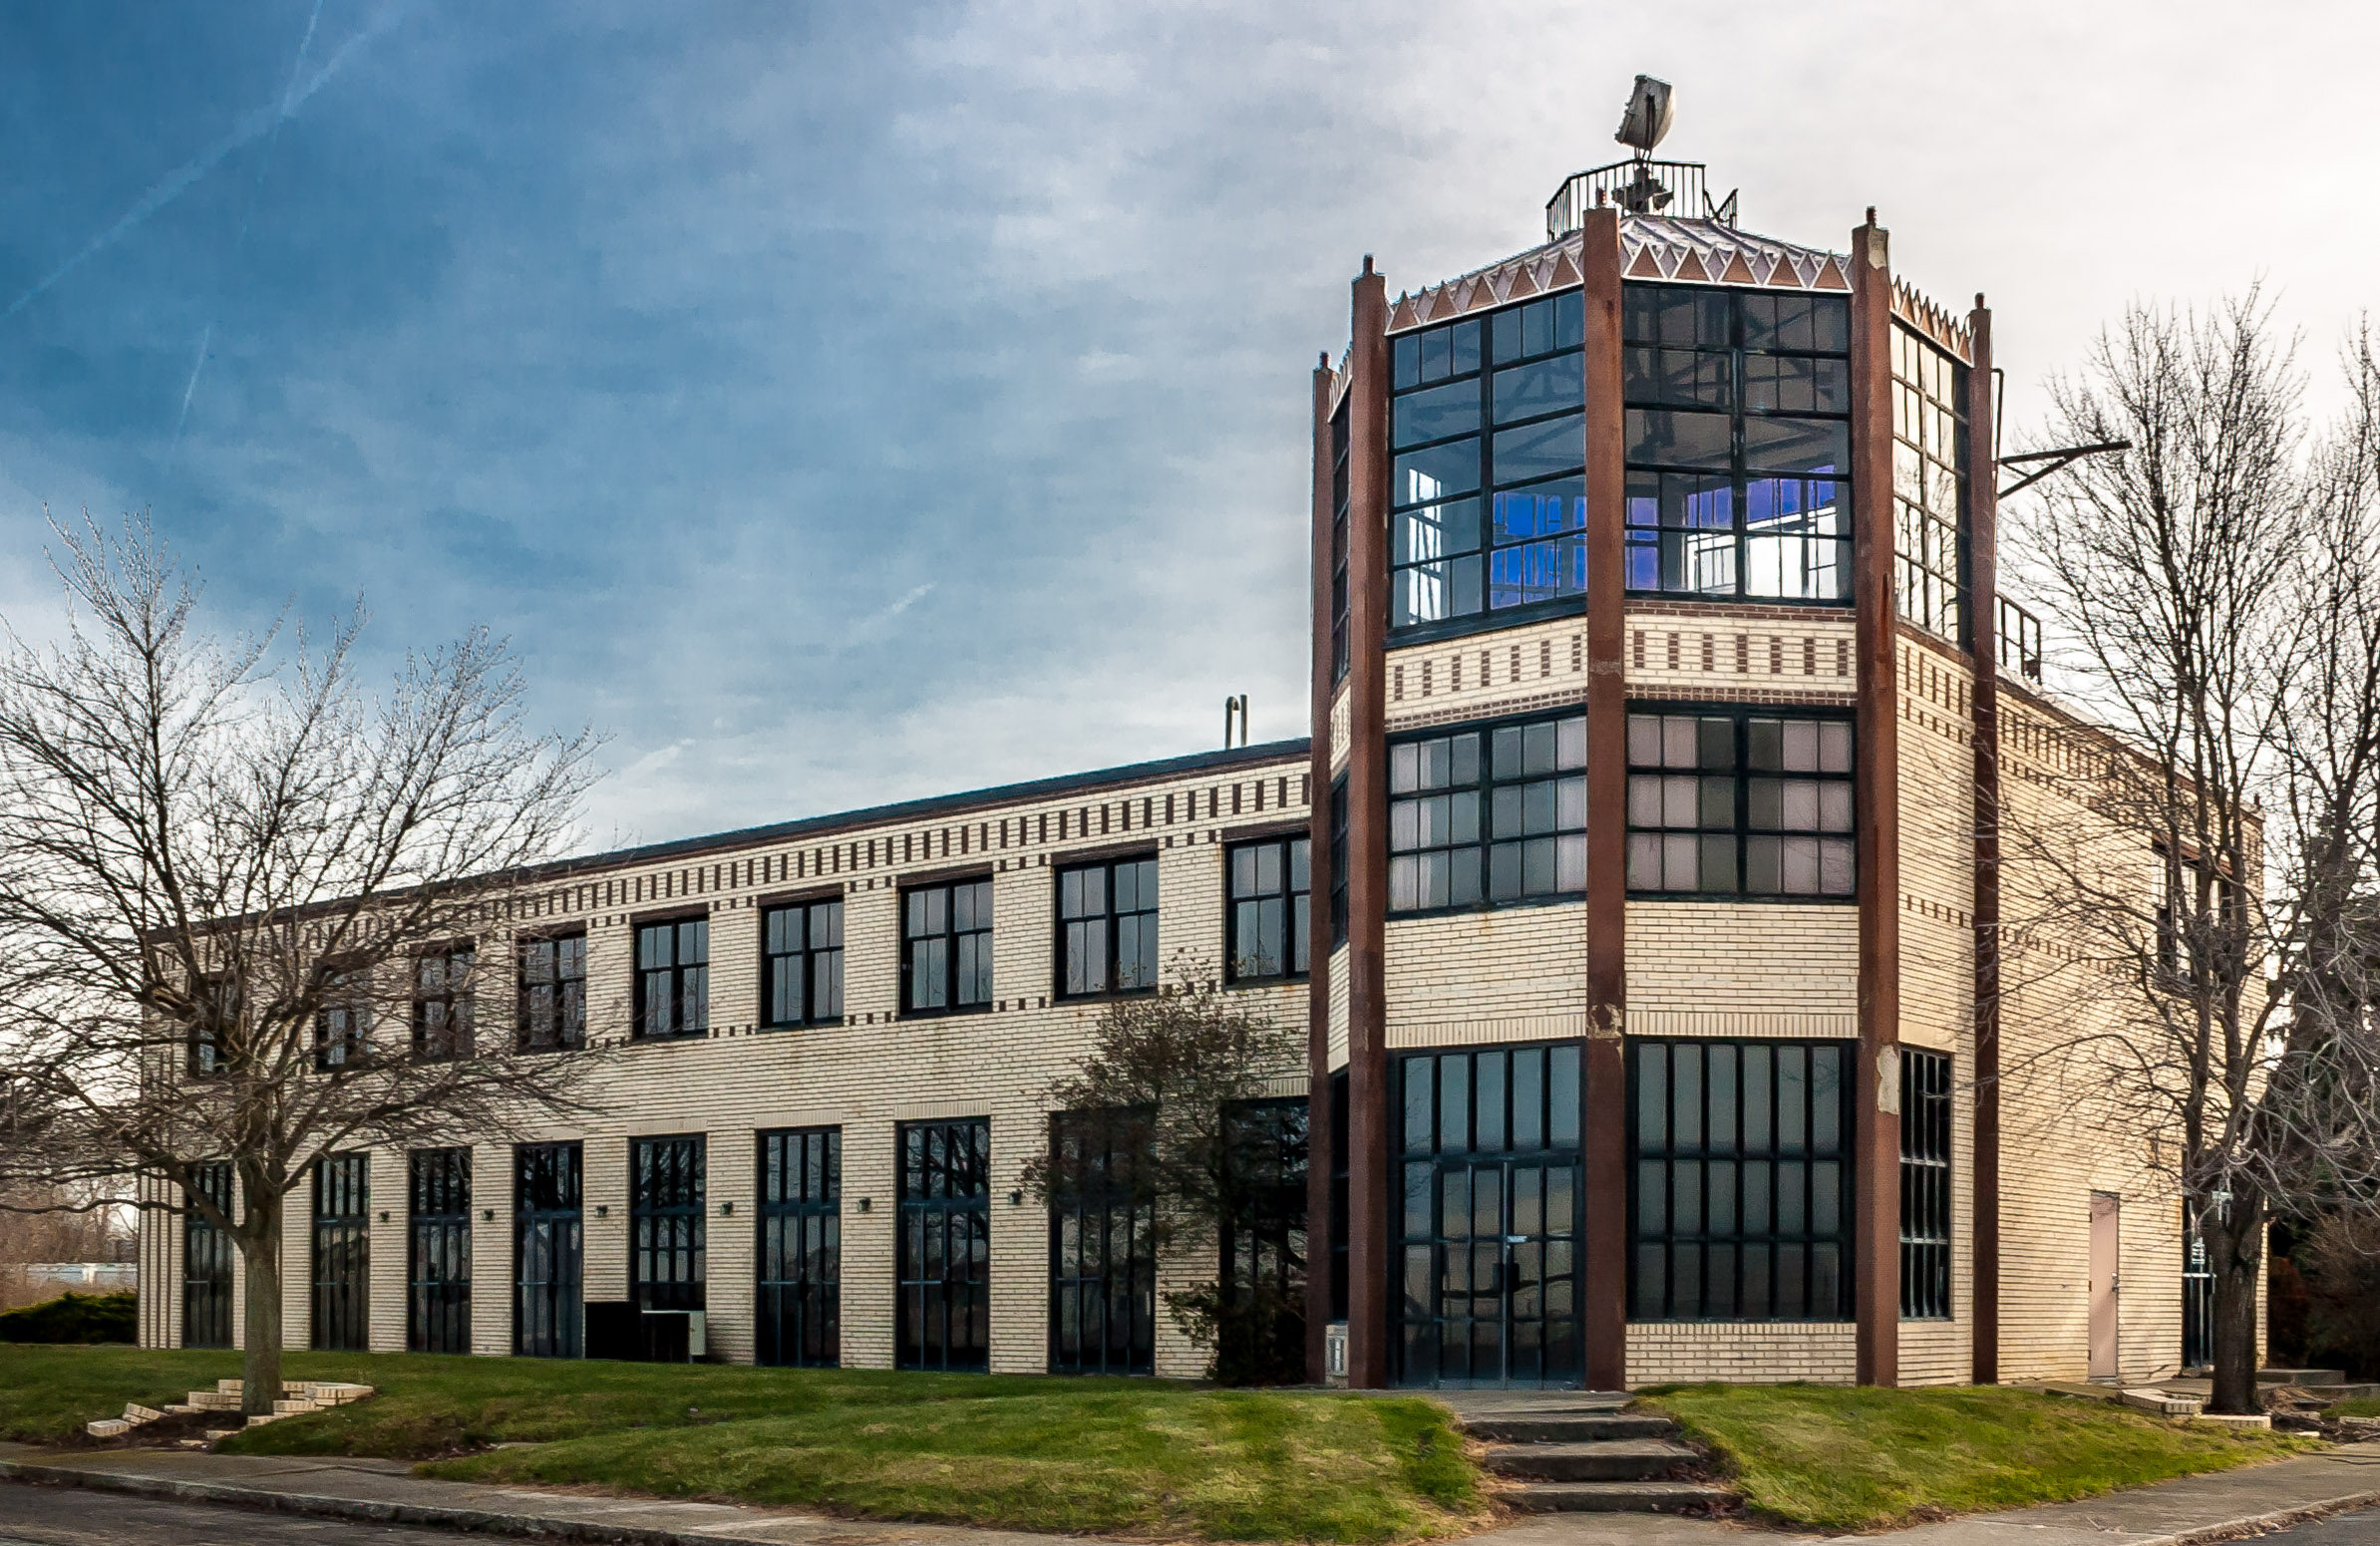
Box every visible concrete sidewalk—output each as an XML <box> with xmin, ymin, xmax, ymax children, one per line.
<box><xmin>0</xmin><ymin>1437</ymin><xmax>2376</xmax><ymax>1545</ymax></box>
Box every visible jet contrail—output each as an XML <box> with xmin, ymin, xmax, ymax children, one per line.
<box><xmin>3</xmin><ymin>0</ymin><xmax>406</xmax><ymax>328</ymax></box>
<box><xmin>170</xmin><ymin>0</ymin><xmax>327</xmax><ymax>448</ymax></box>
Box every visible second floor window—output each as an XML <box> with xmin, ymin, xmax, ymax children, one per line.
<box><xmin>1626</xmin><ymin>710</ymin><xmax>1855</xmax><ymax>898</ymax></box>
<box><xmin>1390</xmin><ymin>713</ymin><xmax>1586</xmax><ymax>913</ymax></box>
<box><xmin>764</xmin><ymin>898</ymin><xmax>845</xmax><ymax>1028</ymax></box>
<box><xmin>412</xmin><ymin>945</ymin><xmax>474</xmax><ymax>1061</ymax></box>
<box><xmin>188</xmin><ymin>973</ymin><xmax>236</xmax><ymax>1079</ymax></box>
<box><xmin>904</xmin><ymin>878</ymin><xmax>992</xmax><ymax>1015</ymax></box>
<box><xmin>1227</xmin><ymin>836</ymin><xmax>1310</xmax><ymax>982</ymax></box>
<box><xmin>1058</xmin><ymin>857</ymin><xmax>1159</xmax><ymax>998</ymax></box>
<box><xmin>314</xmin><ymin>966</ymin><xmax>370</xmax><ymax>1071</ymax></box>
<box><xmin>635</xmin><ymin>916</ymin><xmax>710</xmax><ymax>1040</ymax></box>
<box><xmin>517</xmin><ymin>933</ymin><xmax>585</xmax><ymax>1053</ymax></box>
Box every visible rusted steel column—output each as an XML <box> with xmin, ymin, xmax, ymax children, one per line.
<box><xmin>1304</xmin><ymin>352</ymin><xmax>1337</xmax><ymax>1385</ymax></box>
<box><xmin>1577</xmin><ymin>206</ymin><xmax>1631</xmax><ymax>1393</ymax></box>
<box><xmin>1343</xmin><ymin>261</ymin><xmax>1393</xmax><ymax>1389</ymax></box>
<box><xmin>1964</xmin><ymin>296</ymin><xmax>2002</xmax><ymax>1385</ymax></box>
<box><xmin>1849</xmin><ymin>213</ymin><xmax>1902</xmax><ymax>1388</ymax></box>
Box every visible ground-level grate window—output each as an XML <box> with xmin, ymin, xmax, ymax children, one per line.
<box><xmin>1899</xmin><ymin>1050</ymin><xmax>1952</xmax><ymax>1320</ymax></box>
<box><xmin>182</xmin><ymin>1161</ymin><xmax>234</xmax><ymax>1350</ymax></box>
<box><xmin>311</xmin><ymin>1153</ymin><xmax>370</xmax><ymax>1351</ymax></box>
<box><xmin>898</xmin><ymin>1118</ymin><xmax>989</xmax><ymax>1371</ymax></box>
<box><xmin>1628</xmin><ymin>1040</ymin><xmax>1854</xmax><ymax>1322</ymax></box>
<box><xmin>1047</xmin><ymin>1109</ymin><xmax>1156</xmax><ymax>1376</ymax></box>
<box><xmin>514</xmin><ymin>1142</ymin><xmax>582</xmax><ymax>1358</ymax></box>
<box><xmin>758</xmin><ymin>1128</ymin><xmax>840</xmax><ymax>1367</ymax></box>
<box><xmin>632</xmin><ymin>1135</ymin><xmax>705</xmax><ymax>1312</ymax></box>
<box><xmin>408</xmin><ymin>1148</ymin><xmax>473</xmax><ymax>1353</ymax></box>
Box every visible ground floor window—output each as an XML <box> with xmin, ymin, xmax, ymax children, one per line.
<box><xmin>1628</xmin><ymin>1039</ymin><xmax>1854</xmax><ymax>1321</ymax></box>
<box><xmin>1047</xmin><ymin>1109</ymin><xmax>1156</xmax><ymax>1375</ymax></box>
<box><xmin>514</xmin><ymin>1142</ymin><xmax>583</xmax><ymax>1358</ymax></box>
<box><xmin>1219</xmin><ymin>1097</ymin><xmax>1310</xmax><ymax>1383</ymax></box>
<box><xmin>898</xmin><ymin>1118</ymin><xmax>989</xmax><ymax>1371</ymax></box>
<box><xmin>311</xmin><ymin>1153</ymin><xmax>370</xmax><ymax>1351</ymax></box>
<box><xmin>1899</xmin><ymin>1050</ymin><xmax>1951</xmax><ymax>1320</ymax></box>
<box><xmin>632</xmin><ymin>1135</ymin><xmax>705</xmax><ymax>1312</ymax></box>
<box><xmin>758</xmin><ymin>1127</ymin><xmax>840</xmax><ymax>1368</ymax></box>
<box><xmin>2183</xmin><ymin>1206</ymin><xmax>2215</xmax><ymax>1370</ymax></box>
<box><xmin>1397</xmin><ymin>1044</ymin><xmax>1583</xmax><ymax>1387</ymax></box>
<box><xmin>408</xmin><ymin>1148</ymin><xmax>472</xmax><ymax>1353</ymax></box>
<box><xmin>182</xmin><ymin>1161</ymin><xmax>233</xmax><ymax>1350</ymax></box>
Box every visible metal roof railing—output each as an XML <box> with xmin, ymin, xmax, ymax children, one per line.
<box><xmin>1546</xmin><ymin>158</ymin><xmax>1737</xmax><ymax>239</ymax></box>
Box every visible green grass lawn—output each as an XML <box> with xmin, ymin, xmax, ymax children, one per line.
<box><xmin>1638</xmin><ymin>1383</ymin><xmax>2315</xmax><ymax>1532</ymax></box>
<box><xmin>2334</xmin><ymin>1395</ymin><xmax>2380</xmax><ymax>1417</ymax></box>
<box><xmin>0</xmin><ymin>1345</ymin><xmax>1481</xmax><ymax>1542</ymax></box>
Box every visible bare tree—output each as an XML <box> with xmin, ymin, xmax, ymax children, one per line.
<box><xmin>0</xmin><ymin>514</ymin><xmax>606</xmax><ymax>1416</ymax></box>
<box><xmin>2002</xmin><ymin>292</ymin><xmax>2380</xmax><ymax>1414</ymax></box>
<box><xmin>1018</xmin><ymin>960</ymin><xmax>1305</xmax><ymax>1382</ymax></box>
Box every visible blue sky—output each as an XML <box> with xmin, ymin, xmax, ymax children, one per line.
<box><xmin>4</xmin><ymin>1</ymin><xmax>2376</xmax><ymax>850</ymax></box>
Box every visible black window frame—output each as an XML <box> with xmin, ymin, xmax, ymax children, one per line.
<box><xmin>1056</xmin><ymin>854</ymin><xmax>1160</xmax><ymax>1000</ymax></box>
<box><xmin>1330</xmin><ymin>396</ymin><xmax>1351</xmax><ymax>684</ymax></box>
<box><xmin>411</xmin><ymin>943</ymin><xmax>475</xmax><ymax>1062</ymax></box>
<box><xmin>1388</xmin><ymin>292</ymin><xmax>1590</xmax><ymax>645</ymax></box>
<box><xmin>901</xmin><ymin>877</ymin><xmax>994</xmax><ymax>1017</ymax></box>
<box><xmin>311</xmin><ymin>1151</ymin><xmax>371</xmax><ymax>1351</ymax></box>
<box><xmin>630</xmin><ymin>1133</ymin><xmax>705</xmax><ymax>1313</ymax></box>
<box><xmin>1388</xmin><ymin>709</ymin><xmax>1587</xmax><ymax>917</ymax></box>
<box><xmin>1328</xmin><ymin>776</ymin><xmax>1350</xmax><ymax>948</ymax></box>
<box><xmin>516</xmin><ymin>931</ymin><xmax>586</xmax><ymax>1054</ymax></box>
<box><xmin>633</xmin><ymin>914</ymin><xmax>710</xmax><ymax>1041</ymax></box>
<box><xmin>1891</xmin><ymin>323</ymin><xmax>1970</xmax><ymax>646</ymax></box>
<box><xmin>187</xmin><ymin>973</ymin><xmax>237</xmax><ymax>1080</ymax></box>
<box><xmin>757</xmin><ymin>1126</ymin><xmax>841</xmax><ymax>1368</ymax></box>
<box><xmin>1225</xmin><ymin>834</ymin><xmax>1311</xmax><ymax>984</ymax></box>
<box><xmin>407</xmin><ymin>1146</ymin><xmax>473</xmax><ymax>1354</ymax></box>
<box><xmin>896</xmin><ymin>1117</ymin><xmax>990</xmax><ymax>1372</ymax></box>
<box><xmin>761</xmin><ymin>896</ymin><xmax>845</xmax><ymax>1029</ymax></box>
<box><xmin>1218</xmin><ymin>1096</ymin><xmax>1310</xmax><ymax>1382</ymax></box>
<box><xmin>513</xmin><ymin>1140</ymin><xmax>583</xmax><ymax>1359</ymax></box>
<box><xmin>1625</xmin><ymin>705</ymin><xmax>1857</xmax><ymax>900</ymax></box>
<box><xmin>181</xmin><ymin>1160</ymin><xmax>234</xmax><ymax>1349</ymax></box>
<box><xmin>313</xmin><ymin>964</ymin><xmax>371</xmax><ymax>1072</ymax></box>
<box><xmin>1047</xmin><ymin>1106</ymin><xmax>1157</xmax><ymax>1377</ymax></box>
<box><xmin>1898</xmin><ymin>1049</ymin><xmax>1952</xmax><ymax>1321</ymax></box>
<box><xmin>1628</xmin><ymin>1039</ymin><xmax>1855</xmax><ymax>1323</ymax></box>
<box><xmin>1621</xmin><ymin>282</ymin><xmax>1854</xmax><ymax>606</ymax></box>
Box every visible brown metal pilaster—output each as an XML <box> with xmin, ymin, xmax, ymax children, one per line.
<box><xmin>1578</xmin><ymin>207</ymin><xmax>1630</xmax><ymax>1393</ymax></box>
<box><xmin>1305</xmin><ymin>353</ymin><xmax>1337</xmax><ymax>1385</ymax></box>
<box><xmin>1850</xmin><ymin>214</ymin><xmax>1901</xmax><ymax>1388</ymax></box>
<box><xmin>1965</xmin><ymin>297</ymin><xmax>2002</xmax><ymax>1385</ymax></box>
<box><xmin>1343</xmin><ymin>261</ymin><xmax>1392</xmax><ymax>1390</ymax></box>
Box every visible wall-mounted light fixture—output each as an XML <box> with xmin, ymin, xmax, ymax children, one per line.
<box><xmin>481</xmin><ymin>1208</ymin><xmax>495</xmax><ymax>1223</ymax></box>
<box><xmin>719</xmin><ymin>1200</ymin><xmax>735</xmax><ymax>1217</ymax></box>
<box><xmin>594</xmin><ymin>1204</ymin><xmax>609</xmax><ymax>1218</ymax></box>
<box><xmin>377</xmin><ymin>1210</ymin><xmax>391</xmax><ymax>1224</ymax></box>
<box><xmin>1008</xmin><ymin>1190</ymin><xmax>1023</xmax><ymax>1206</ymax></box>
<box><xmin>856</xmin><ymin>1196</ymin><xmax>872</xmax><ymax>1213</ymax></box>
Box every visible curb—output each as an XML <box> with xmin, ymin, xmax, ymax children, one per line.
<box><xmin>2124</xmin><ymin>1488</ymin><xmax>2380</xmax><ymax>1546</ymax></box>
<box><xmin>0</xmin><ymin>1457</ymin><xmax>816</xmax><ymax>1546</ymax></box>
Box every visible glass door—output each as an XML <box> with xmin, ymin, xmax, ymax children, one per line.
<box><xmin>514</xmin><ymin>1141</ymin><xmax>582</xmax><ymax>1358</ymax></box>
<box><xmin>1397</xmin><ymin>1045</ymin><xmax>1582</xmax><ymax>1388</ymax></box>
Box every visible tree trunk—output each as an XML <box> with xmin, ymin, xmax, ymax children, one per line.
<box><xmin>238</xmin><ymin>1190</ymin><xmax>285</xmax><ymax>1420</ymax></box>
<box><xmin>2208</xmin><ymin>1195</ymin><xmax>2267</xmax><ymax>1415</ymax></box>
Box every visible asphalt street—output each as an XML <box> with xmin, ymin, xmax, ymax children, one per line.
<box><xmin>0</xmin><ymin>1481</ymin><xmax>484</xmax><ymax>1545</ymax></box>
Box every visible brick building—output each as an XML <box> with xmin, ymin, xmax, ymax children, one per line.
<box><xmin>139</xmin><ymin>152</ymin><xmax>2216</xmax><ymax>1391</ymax></box>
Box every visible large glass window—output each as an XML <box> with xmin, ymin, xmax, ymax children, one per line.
<box><xmin>758</xmin><ymin>1127</ymin><xmax>840</xmax><ymax>1368</ymax></box>
<box><xmin>763</xmin><ymin>898</ymin><xmax>845</xmax><ymax>1028</ymax></box>
<box><xmin>1390</xmin><ymin>293</ymin><xmax>1588</xmax><ymax>630</ymax></box>
<box><xmin>517</xmin><ymin>933</ymin><xmax>585</xmax><ymax>1053</ymax></box>
<box><xmin>898</xmin><ymin>1118</ymin><xmax>990</xmax><ymax>1371</ymax></box>
<box><xmin>1630</xmin><ymin>1040</ymin><xmax>1854</xmax><ymax>1322</ymax></box>
<box><xmin>1219</xmin><ymin>1097</ymin><xmax>1309</xmax><ymax>1383</ymax></box>
<box><xmin>311</xmin><ymin>1153</ymin><xmax>370</xmax><ymax>1351</ymax></box>
<box><xmin>1328</xmin><ymin>777</ymin><xmax>1349</xmax><ymax>948</ymax></box>
<box><xmin>1625</xmin><ymin>710</ymin><xmax>1855</xmax><ymax>897</ymax></box>
<box><xmin>634</xmin><ymin>917</ymin><xmax>709</xmax><ymax>1040</ymax></box>
<box><xmin>407</xmin><ymin>1147</ymin><xmax>472</xmax><ymax>1354</ymax></box>
<box><xmin>1330</xmin><ymin>397</ymin><xmax>1351</xmax><ymax>684</ymax></box>
<box><xmin>412</xmin><ymin>945</ymin><xmax>474</xmax><ymax>1062</ymax></box>
<box><xmin>313</xmin><ymin>966</ymin><xmax>370</xmax><ymax>1071</ymax></box>
<box><xmin>1047</xmin><ymin>1108</ymin><xmax>1156</xmax><ymax>1377</ymax></box>
<box><xmin>1226</xmin><ymin>835</ymin><xmax>1310</xmax><ymax>983</ymax></box>
<box><xmin>1899</xmin><ymin>1049</ymin><xmax>1952</xmax><ymax>1320</ymax></box>
<box><xmin>903</xmin><ymin>879</ymin><xmax>993</xmax><ymax>1015</ymax></box>
<box><xmin>181</xmin><ymin>1161</ymin><xmax>233</xmax><ymax>1349</ymax></box>
<box><xmin>1892</xmin><ymin>326</ymin><xmax>1969</xmax><ymax>642</ymax></box>
<box><xmin>1058</xmin><ymin>856</ymin><xmax>1159</xmax><ymax>998</ymax></box>
<box><xmin>1390</xmin><ymin>713</ymin><xmax>1585</xmax><ymax>913</ymax></box>
<box><xmin>513</xmin><ymin>1141</ymin><xmax>582</xmax><ymax>1359</ymax></box>
<box><xmin>1623</xmin><ymin>286</ymin><xmax>1852</xmax><ymax>602</ymax></box>
<box><xmin>631</xmin><ymin>1135</ymin><xmax>705</xmax><ymax>1313</ymax></box>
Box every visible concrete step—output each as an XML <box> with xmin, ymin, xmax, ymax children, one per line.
<box><xmin>2261</xmin><ymin>1368</ymin><xmax>2347</xmax><ymax>1386</ymax></box>
<box><xmin>1485</xmin><ymin>1438</ymin><xmax>1701</xmax><ymax>1482</ymax></box>
<box><xmin>1464</xmin><ymin>1412</ymin><xmax>1678</xmax><ymax>1444</ymax></box>
<box><xmin>1503</xmin><ymin>1480</ymin><xmax>1737</xmax><ymax>1514</ymax></box>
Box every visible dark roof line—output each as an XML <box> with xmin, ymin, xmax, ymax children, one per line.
<box><xmin>522</xmin><ymin>737</ymin><xmax>1314</xmax><ymax>882</ymax></box>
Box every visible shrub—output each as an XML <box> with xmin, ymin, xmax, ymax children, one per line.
<box><xmin>0</xmin><ymin>1291</ymin><xmax>137</xmax><ymax>1344</ymax></box>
